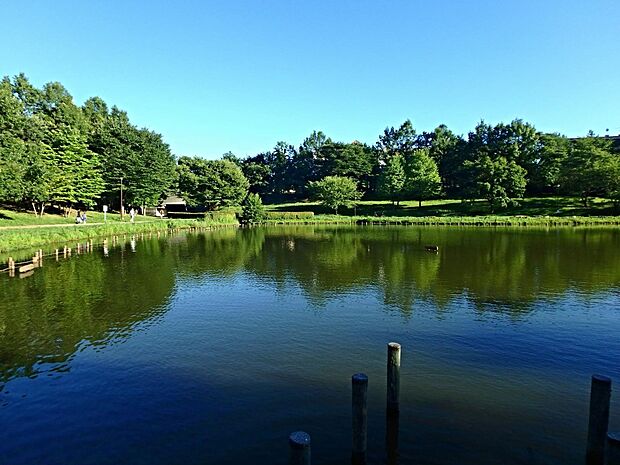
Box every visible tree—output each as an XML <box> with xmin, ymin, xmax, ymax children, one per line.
<box><xmin>376</xmin><ymin>120</ymin><xmax>418</xmax><ymax>163</ymax></box>
<box><xmin>177</xmin><ymin>157</ymin><xmax>249</xmax><ymax>210</ymax></box>
<box><xmin>464</xmin><ymin>155</ymin><xmax>527</xmax><ymax>211</ymax></box>
<box><xmin>529</xmin><ymin>133</ymin><xmax>569</xmax><ymax>194</ymax></box>
<box><xmin>559</xmin><ymin>137</ymin><xmax>618</xmax><ymax>206</ymax></box>
<box><xmin>308</xmin><ymin>176</ymin><xmax>361</xmax><ymax>214</ymax></box>
<box><xmin>240</xmin><ymin>193</ymin><xmax>266</xmax><ymax>223</ymax></box>
<box><xmin>323</xmin><ymin>141</ymin><xmax>377</xmax><ymax>193</ymax></box>
<box><xmin>378</xmin><ymin>154</ymin><xmax>406</xmax><ymax>205</ymax></box>
<box><xmin>405</xmin><ymin>148</ymin><xmax>442</xmax><ymax>207</ymax></box>
<box><xmin>292</xmin><ymin>131</ymin><xmax>330</xmax><ymax>194</ymax></box>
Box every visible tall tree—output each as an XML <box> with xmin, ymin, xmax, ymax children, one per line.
<box><xmin>177</xmin><ymin>157</ymin><xmax>249</xmax><ymax>210</ymax></box>
<box><xmin>308</xmin><ymin>176</ymin><xmax>361</xmax><ymax>214</ymax></box>
<box><xmin>378</xmin><ymin>154</ymin><xmax>406</xmax><ymax>205</ymax></box>
<box><xmin>559</xmin><ymin>137</ymin><xmax>618</xmax><ymax>206</ymax></box>
<box><xmin>405</xmin><ymin>148</ymin><xmax>442</xmax><ymax>207</ymax></box>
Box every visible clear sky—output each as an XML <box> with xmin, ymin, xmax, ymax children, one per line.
<box><xmin>2</xmin><ymin>0</ymin><xmax>619</xmax><ymax>158</ymax></box>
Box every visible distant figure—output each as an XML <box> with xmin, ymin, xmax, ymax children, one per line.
<box><xmin>81</xmin><ymin>212</ymin><xmax>87</xmax><ymax>224</ymax></box>
<box><xmin>155</xmin><ymin>209</ymin><xmax>163</xmax><ymax>218</ymax></box>
<box><xmin>129</xmin><ymin>207</ymin><xmax>136</xmax><ymax>223</ymax></box>
<box><xmin>76</xmin><ymin>211</ymin><xmax>83</xmax><ymax>224</ymax></box>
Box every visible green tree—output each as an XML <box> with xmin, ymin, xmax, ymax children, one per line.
<box><xmin>405</xmin><ymin>148</ymin><xmax>442</xmax><ymax>206</ymax></box>
<box><xmin>560</xmin><ymin>137</ymin><xmax>618</xmax><ymax>206</ymax></box>
<box><xmin>308</xmin><ymin>176</ymin><xmax>361</xmax><ymax>214</ymax></box>
<box><xmin>323</xmin><ymin>141</ymin><xmax>377</xmax><ymax>193</ymax></box>
<box><xmin>378</xmin><ymin>154</ymin><xmax>406</xmax><ymax>205</ymax></box>
<box><xmin>177</xmin><ymin>157</ymin><xmax>249</xmax><ymax>210</ymax></box>
<box><xmin>240</xmin><ymin>193</ymin><xmax>266</xmax><ymax>223</ymax></box>
<box><xmin>465</xmin><ymin>155</ymin><xmax>527</xmax><ymax>211</ymax></box>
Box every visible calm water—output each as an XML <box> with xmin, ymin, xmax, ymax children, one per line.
<box><xmin>0</xmin><ymin>226</ymin><xmax>619</xmax><ymax>465</ymax></box>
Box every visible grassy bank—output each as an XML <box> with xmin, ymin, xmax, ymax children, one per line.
<box><xmin>266</xmin><ymin>197</ymin><xmax>619</xmax><ymax>218</ymax></box>
<box><xmin>0</xmin><ymin>208</ymin><xmax>152</xmax><ymax>227</ymax></box>
<box><xmin>0</xmin><ymin>217</ymin><xmax>238</xmax><ymax>254</ymax></box>
<box><xmin>263</xmin><ymin>214</ymin><xmax>620</xmax><ymax>226</ymax></box>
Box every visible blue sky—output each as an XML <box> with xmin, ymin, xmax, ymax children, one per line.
<box><xmin>2</xmin><ymin>0</ymin><xmax>619</xmax><ymax>158</ymax></box>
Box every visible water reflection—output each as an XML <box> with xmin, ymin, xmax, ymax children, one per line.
<box><xmin>1</xmin><ymin>226</ymin><xmax>619</xmax><ymax>384</ymax></box>
<box><xmin>0</xmin><ymin>226</ymin><xmax>619</xmax><ymax>465</ymax></box>
<box><xmin>176</xmin><ymin>226</ymin><xmax>620</xmax><ymax>314</ymax></box>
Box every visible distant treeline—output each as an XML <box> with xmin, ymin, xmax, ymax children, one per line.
<box><xmin>1</xmin><ymin>73</ymin><xmax>619</xmax><ymax>214</ymax></box>
<box><xmin>235</xmin><ymin>122</ymin><xmax>620</xmax><ymax>210</ymax></box>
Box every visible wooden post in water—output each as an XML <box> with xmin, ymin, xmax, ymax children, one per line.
<box><xmin>586</xmin><ymin>375</ymin><xmax>612</xmax><ymax>465</ymax></box>
<box><xmin>63</xmin><ymin>246</ymin><xmax>67</xmax><ymax>258</ymax></box>
<box><xmin>387</xmin><ymin>342</ymin><xmax>401</xmax><ymax>413</ymax></box>
<box><xmin>608</xmin><ymin>432</ymin><xmax>620</xmax><ymax>465</ymax></box>
<box><xmin>352</xmin><ymin>373</ymin><xmax>368</xmax><ymax>465</ymax></box>
<box><xmin>55</xmin><ymin>249</ymin><xmax>59</xmax><ymax>261</ymax></box>
<box><xmin>8</xmin><ymin>257</ymin><xmax>15</xmax><ymax>271</ymax></box>
<box><xmin>289</xmin><ymin>431</ymin><xmax>311</xmax><ymax>465</ymax></box>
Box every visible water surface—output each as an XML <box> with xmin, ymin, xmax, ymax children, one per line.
<box><xmin>1</xmin><ymin>226</ymin><xmax>619</xmax><ymax>465</ymax></box>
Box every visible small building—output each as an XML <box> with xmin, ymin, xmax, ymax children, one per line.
<box><xmin>160</xmin><ymin>195</ymin><xmax>187</xmax><ymax>213</ymax></box>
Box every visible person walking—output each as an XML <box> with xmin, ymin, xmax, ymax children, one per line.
<box><xmin>129</xmin><ymin>207</ymin><xmax>135</xmax><ymax>223</ymax></box>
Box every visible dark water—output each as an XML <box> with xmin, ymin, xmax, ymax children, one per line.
<box><xmin>0</xmin><ymin>226</ymin><xmax>619</xmax><ymax>465</ymax></box>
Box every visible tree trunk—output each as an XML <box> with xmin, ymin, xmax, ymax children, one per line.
<box><xmin>31</xmin><ymin>202</ymin><xmax>38</xmax><ymax>217</ymax></box>
<box><xmin>418</xmin><ymin>200</ymin><xmax>422</xmax><ymax>207</ymax></box>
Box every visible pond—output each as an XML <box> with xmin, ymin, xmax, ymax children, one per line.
<box><xmin>0</xmin><ymin>225</ymin><xmax>619</xmax><ymax>465</ymax></box>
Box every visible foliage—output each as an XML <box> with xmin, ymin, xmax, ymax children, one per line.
<box><xmin>265</xmin><ymin>211</ymin><xmax>315</xmax><ymax>220</ymax></box>
<box><xmin>404</xmin><ymin>148</ymin><xmax>442</xmax><ymax>206</ymax></box>
<box><xmin>308</xmin><ymin>176</ymin><xmax>362</xmax><ymax>213</ymax></box>
<box><xmin>241</xmin><ymin>193</ymin><xmax>266</xmax><ymax>223</ymax></box>
<box><xmin>177</xmin><ymin>157</ymin><xmax>249</xmax><ymax>210</ymax></box>
<box><xmin>378</xmin><ymin>154</ymin><xmax>406</xmax><ymax>205</ymax></box>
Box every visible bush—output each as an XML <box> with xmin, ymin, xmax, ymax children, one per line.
<box><xmin>203</xmin><ymin>211</ymin><xmax>238</xmax><ymax>224</ymax></box>
<box><xmin>240</xmin><ymin>193</ymin><xmax>266</xmax><ymax>224</ymax></box>
<box><xmin>265</xmin><ymin>211</ymin><xmax>315</xmax><ymax>220</ymax></box>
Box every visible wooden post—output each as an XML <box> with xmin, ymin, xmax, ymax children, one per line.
<box><xmin>8</xmin><ymin>257</ymin><xmax>15</xmax><ymax>271</ymax></box>
<box><xmin>63</xmin><ymin>246</ymin><xmax>67</xmax><ymax>258</ymax></box>
<box><xmin>608</xmin><ymin>432</ymin><xmax>620</xmax><ymax>465</ymax></box>
<box><xmin>55</xmin><ymin>249</ymin><xmax>59</xmax><ymax>261</ymax></box>
<box><xmin>586</xmin><ymin>375</ymin><xmax>612</xmax><ymax>465</ymax></box>
<box><xmin>39</xmin><ymin>249</ymin><xmax>43</xmax><ymax>260</ymax></box>
<box><xmin>289</xmin><ymin>431</ymin><xmax>311</xmax><ymax>465</ymax></box>
<box><xmin>387</xmin><ymin>342</ymin><xmax>401</xmax><ymax>413</ymax></box>
<box><xmin>352</xmin><ymin>373</ymin><xmax>368</xmax><ymax>465</ymax></box>
<box><xmin>386</xmin><ymin>409</ymin><xmax>399</xmax><ymax>465</ymax></box>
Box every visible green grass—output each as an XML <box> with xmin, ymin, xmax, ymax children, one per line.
<box><xmin>0</xmin><ymin>208</ymin><xmax>152</xmax><ymax>227</ymax></box>
<box><xmin>0</xmin><ymin>217</ymin><xmax>238</xmax><ymax>255</ymax></box>
<box><xmin>266</xmin><ymin>197</ymin><xmax>619</xmax><ymax>217</ymax></box>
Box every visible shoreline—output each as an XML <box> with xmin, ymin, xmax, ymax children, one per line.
<box><xmin>0</xmin><ymin>219</ymin><xmax>238</xmax><ymax>257</ymax></box>
<box><xmin>1</xmin><ymin>214</ymin><xmax>619</xmax><ymax>257</ymax></box>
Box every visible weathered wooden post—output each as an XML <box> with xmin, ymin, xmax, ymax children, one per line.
<box><xmin>7</xmin><ymin>257</ymin><xmax>15</xmax><ymax>271</ymax></box>
<box><xmin>586</xmin><ymin>375</ymin><xmax>612</xmax><ymax>465</ymax></box>
<box><xmin>352</xmin><ymin>373</ymin><xmax>368</xmax><ymax>465</ymax></box>
<box><xmin>55</xmin><ymin>249</ymin><xmax>59</xmax><ymax>261</ymax></box>
<box><xmin>63</xmin><ymin>246</ymin><xmax>67</xmax><ymax>258</ymax></box>
<box><xmin>608</xmin><ymin>433</ymin><xmax>620</xmax><ymax>465</ymax></box>
<box><xmin>387</xmin><ymin>342</ymin><xmax>401</xmax><ymax>413</ymax></box>
<box><xmin>39</xmin><ymin>249</ymin><xmax>43</xmax><ymax>260</ymax></box>
<box><xmin>289</xmin><ymin>431</ymin><xmax>311</xmax><ymax>465</ymax></box>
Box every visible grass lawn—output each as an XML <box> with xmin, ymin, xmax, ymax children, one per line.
<box><xmin>0</xmin><ymin>207</ymin><xmax>153</xmax><ymax>228</ymax></box>
<box><xmin>265</xmin><ymin>197</ymin><xmax>618</xmax><ymax>217</ymax></box>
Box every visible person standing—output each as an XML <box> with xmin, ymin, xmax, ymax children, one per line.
<box><xmin>129</xmin><ymin>207</ymin><xmax>135</xmax><ymax>223</ymax></box>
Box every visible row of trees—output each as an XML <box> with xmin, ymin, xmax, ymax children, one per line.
<box><xmin>0</xmin><ymin>74</ymin><xmax>176</xmax><ymax>215</ymax></box>
<box><xmin>237</xmin><ymin>121</ymin><xmax>619</xmax><ymax>210</ymax></box>
<box><xmin>1</xmin><ymin>74</ymin><xmax>618</xmax><ymax>215</ymax></box>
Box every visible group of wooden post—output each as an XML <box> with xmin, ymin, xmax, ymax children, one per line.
<box><xmin>289</xmin><ymin>342</ymin><xmax>401</xmax><ymax>465</ymax></box>
<box><xmin>289</xmin><ymin>344</ymin><xmax>618</xmax><ymax>465</ymax></box>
